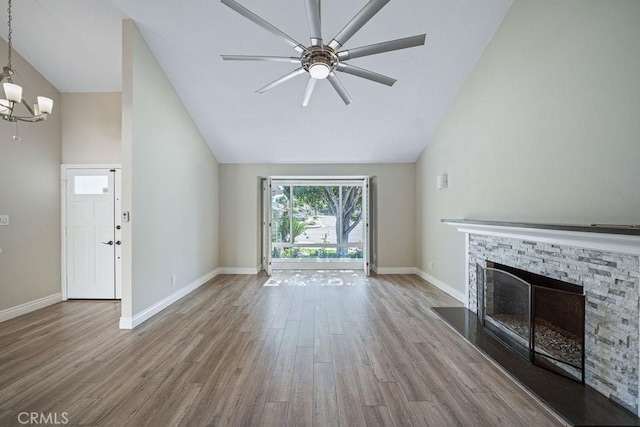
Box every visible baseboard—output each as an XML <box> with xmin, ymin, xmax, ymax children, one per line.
<box><xmin>375</xmin><ymin>267</ymin><xmax>418</xmax><ymax>274</ymax></box>
<box><xmin>217</xmin><ymin>266</ymin><xmax>262</xmax><ymax>275</ymax></box>
<box><xmin>415</xmin><ymin>269</ymin><xmax>467</xmax><ymax>305</ymax></box>
<box><xmin>119</xmin><ymin>268</ymin><xmax>221</xmax><ymax>330</ymax></box>
<box><xmin>0</xmin><ymin>293</ymin><xmax>63</xmax><ymax>323</ymax></box>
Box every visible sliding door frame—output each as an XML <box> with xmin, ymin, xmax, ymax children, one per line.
<box><xmin>263</xmin><ymin>176</ymin><xmax>372</xmax><ymax>275</ymax></box>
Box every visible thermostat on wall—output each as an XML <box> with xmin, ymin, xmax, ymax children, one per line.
<box><xmin>436</xmin><ymin>174</ymin><xmax>448</xmax><ymax>190</ymax></box>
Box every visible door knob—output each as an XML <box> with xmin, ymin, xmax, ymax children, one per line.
<box><xmin>115</xmin><ymin>241</ymin><xmax>121</xmax><ymax>245</ymax></box>
<box><xmin>102</xmin><ymin>241</ymin><xmax>114</xmax><ymax>245</ymax></box>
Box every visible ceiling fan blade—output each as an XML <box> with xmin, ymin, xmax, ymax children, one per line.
<box><xmin>221</xmin><ymin>55</ymin><xmax>301</xmax><ymax>64</ymax></box>
<box><xmin>304</xmin><ymin>0</ymin><xmax>322</xmax><ymax>46</ymax></box>
<box><xmin>336</xmin><ymin>63</ymin><xmax>396</xmax><ymax>86</ymax></box>
<box><xmin>327</xmin><ymin>72</ymin><xmax>352</xmax><ymax>105</ymax></box>
<box><xmin>337</xmin><ymin>34</ymin><xmax>426</xmax><ymax>61</ymax></box>
<box><xmin>221</xmin><ymin>0</ymin><xmax>307</xmax><ymax>53</ymax></box>
<box><xmin>256</xmin><ymin>68</ymin><xmax>307</xmax><ymax>94</ymax></box>
<box><xmin>301</xmin><ymin>77</ymin><xmax>317</xmax><ymax>107</ymax></box>
<box><xmin>328</xmin><ymin>0</ymin><xmax>390</xmax><ymax>50</ymax></box>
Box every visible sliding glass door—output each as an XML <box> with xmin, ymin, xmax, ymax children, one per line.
<box><xmin>264</xmin><ymin>178</ymin><xmax>370</xmax><ymax>274</ymax></box>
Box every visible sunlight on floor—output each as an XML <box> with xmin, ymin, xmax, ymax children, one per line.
<box><xmin>263</xmin><ymin>270</ymin><xmax>366</xmax><ymax>287</ymax></box>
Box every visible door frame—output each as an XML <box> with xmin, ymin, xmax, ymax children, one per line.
<box><xmin>61</xmin><ymin>164</ymin><xmax>122</xmax><ymax>300</ymax></box>
<box><xmin>263</xmin><ymin>175</ymin><xmax>373</xmax><ymax>274</ymax></box>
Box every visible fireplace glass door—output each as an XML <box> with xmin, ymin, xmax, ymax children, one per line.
<box><xmin>532</xmin><ymin>286</ymin><xmax>585</xmax><ymax>381</ymax></box>
<box><xmin>481</xmin><ymin>266</ymin><xmax>532</xmax><ymax>361</ymax></box>
<box><xmin>478</xmin><ymin>262</ymin><xmax>585</xmax><ymax>383</ymax></box>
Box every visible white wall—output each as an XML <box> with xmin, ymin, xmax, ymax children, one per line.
<box><xmin>219</xmin><ymin>163</ymin><xmax>415</xmax><ymax>271</ymax></box>
<box><xmin>0</xmin><ymin>40</ymin><xmax>61</xmax><ymax>312</ymax></box>
<box><xmin>121</xmin><ymin>20</ymin><xmax>219</xmax><ymax>321</ymax></box>
<box><xmin>61</xmin><ymin>92</ymin><xmax>121</xmax><ymax>164</ymax></box>
<box><xmin>416</xmin><ymin>0</ymin><xmax>640</xmax><ymax>296</ymax></box>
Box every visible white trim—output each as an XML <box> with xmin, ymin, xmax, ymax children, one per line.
<box><xmin>464</xmin><ymin>233</ymin><xmax>470</xmax><ymax>309</ymax></box>
<box><xmin>415</xmin><ymin>268</ymin><xmax>467</xmax><ymax>305</ymax></box>
<box><xmin>217</xmin><ymin>266</ymin><xmax>262</xmax><ymax>275</ymax></box>
<box><xmin>373</xmin><ymin>266</ymin><xmax>468</xmax><ymax>304</ymax></box>
<box><xmin>0</xmin><ymin>293</ymin><xmax>63</xmax><ymax>323</ymax></box>
<box><xmin>60</xmin><ymin>166</ymin><xmax>67</xmax><ymax>300</ymax></box>
<box><xmin>61</xmin><ymin>164</ymin><xmax>122</xmax><ymax>170</ymax></box>
<box><xmin>363</xmin><ymin>177</ymin><xmax>370</xmax><ymax>276</ymax></box>
<box><xmin>119</xmin><ymin>268</ymin><xmax>220</xmax><ymax>329</ymax></box>
<box><xmin>443</xmin><ymin>221</ymin><xmax>640</xmax><ymax>256</ymax></box>
<box><xmin>268</xmin><ymin>175</ymin><xmax>372</xmax><ymax>181</ymax></box>
<box><xmin>375</xmin><ymin>267</ymin><xmax>417</xmax><ymax>274</ymax></box>
<box><xmin>118</xmin><ymin>316</ymin><xmax>133</xmax><ymax>329</ymax></box>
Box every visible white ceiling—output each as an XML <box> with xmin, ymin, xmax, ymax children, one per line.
<box><xmin>3</xmin><ymin>0</ymin><xmax>513</xmax><ymax>163</ymax></box>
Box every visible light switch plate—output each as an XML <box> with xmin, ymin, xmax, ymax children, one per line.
<box><xmin>0</xmin><ymin>215</ymin><xmax>8</xmax><ymax>226</ymax></box>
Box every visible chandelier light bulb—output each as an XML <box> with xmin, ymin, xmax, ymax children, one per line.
<box><xmin>3</xmin><ymin>82</ymin><xmax>22</xmax><ymax>103</ymax></box>
<box><xmin>37</xmin><ymin>96</ymin><xmax>53</xmax><ymax>115</ymax></box>
<box><xmin>0</xmin><ymin>99</ymin><xmax>10</xmax><ymax>114</ymax></box>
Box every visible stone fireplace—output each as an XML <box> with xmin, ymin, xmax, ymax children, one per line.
<box><xmin>444</xmin><ymin>220</ymin><xmax>640</xmax><ymax>413</ymax></box>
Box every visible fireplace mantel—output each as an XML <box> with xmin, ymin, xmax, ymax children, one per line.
<box><xmin>442</xmin><ymin>219</ymin><xmax>640</xmax><ymax>256</ymax></box>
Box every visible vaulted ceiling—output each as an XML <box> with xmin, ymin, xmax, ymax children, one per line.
<box><xmin>3</xmin><ymin>0</ymin><xmax>512</xmax><ymax>163</ymax></box>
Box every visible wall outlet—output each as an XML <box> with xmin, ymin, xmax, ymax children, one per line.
<box><xmin>0</xmin><ymin>215</ymin><xmax>8</xmax><ymax>226</ymax></box>
<box><xmin>428</xmin><ymin>261</ymin><xmax>433</xmax><ymax>269</ymax></box>
<box><xmin>171</xmin><ymin>275</ymin><xmax>177</xmax><ymax>286</ymax></box>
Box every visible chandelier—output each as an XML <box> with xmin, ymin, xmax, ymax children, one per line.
<box><xmin>0</xmin><ymin>0</ymin><xmax>53</xmax><ymax>123</ymax></box>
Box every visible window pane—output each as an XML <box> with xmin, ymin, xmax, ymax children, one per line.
<box><xmin>292</xmin><ymin>186</ymin><xmax>337</xmax><ymax>244</ymax></box>
<box><xmin>272</xmin><ymin>246</ymin><xmax>363</xmax><ymax>259</ymax></box>
<box><xmin>74</xmin><ymin>175</ymin><xmax>109</xmax><ymax>195</ymax></box>
<box><xmin>341</xmin><ymin>186</ymin><xmax>363</xmax><ymax>245</ymax></box>
<box><xmin>271</xmin><ymin>185</ymin><xmax>291</xmax><ymax>243</ymax></box>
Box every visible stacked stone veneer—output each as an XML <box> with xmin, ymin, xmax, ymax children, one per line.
<box><xmin>468</xmin><ymin>234</ymin><xmax>640</xmax><ymax>413</ymax></box>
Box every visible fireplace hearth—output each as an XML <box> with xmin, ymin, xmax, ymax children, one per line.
<box><xmin>478</xmin><ymin>261</ymin><xmax>586</xmax><ymax>382</ymax></box>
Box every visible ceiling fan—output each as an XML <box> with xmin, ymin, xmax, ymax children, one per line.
<box><xmin>220</xmin><ymin>0</ymin><xmax>426</xmax><ymax>106</ymax></box>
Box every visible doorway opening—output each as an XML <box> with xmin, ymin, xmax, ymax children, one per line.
<box><xmin>262</xmin><ymin>177</ymin><xmax>372</xmax><ymax>275</ymax></box>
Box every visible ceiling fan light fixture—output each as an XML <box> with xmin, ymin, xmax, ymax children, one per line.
<box><xmin>309</xmin><ymin>62</ymin><xmax>330</xmax><ymax>79</ymax></box>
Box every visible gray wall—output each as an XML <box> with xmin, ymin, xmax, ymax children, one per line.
<box><xmin>416</xmin><ymin>0</ymin><xmax>640</xmax><ymax>296</ymax></box>
<box><xmin>61</xmin><ymin>92</ymin><xmax>122</xmax><ymax>164</ymax></box>
<box><xmin>121</xmin><ymin>20</ymin><xmax>220</xmax><ymax>318</ymax></box>
<box><xmin>219</xmin><ymin>163</ymin><xmax>415</xmax><ymax>271</ymax></box>
<box><xmin>0</xmin><ymin>40</ymin><xmax>62</xmax><ymax>311</ymax></box>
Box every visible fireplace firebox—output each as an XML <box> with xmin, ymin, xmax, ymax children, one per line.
<box><xmin>477</xmin><ymin>261</ymin><xmax>585</xmax><ymax>382</ymax></box>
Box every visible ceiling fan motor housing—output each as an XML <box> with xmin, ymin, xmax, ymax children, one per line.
<box><xmin>302</xmin><ymin>47</ymin><xmax>338</xmax><ymax>79</ymax></box>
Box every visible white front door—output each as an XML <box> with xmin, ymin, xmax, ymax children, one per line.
<box><xmin>65</xmin><ymin>168</ymin><xmax>120</xmax><ymax>299</ymax></box>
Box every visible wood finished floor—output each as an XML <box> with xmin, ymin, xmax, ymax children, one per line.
<box><xmin>0</xmin><ymin>271</ymin><xmax>563</xmax><ymax>426</ymax></box>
